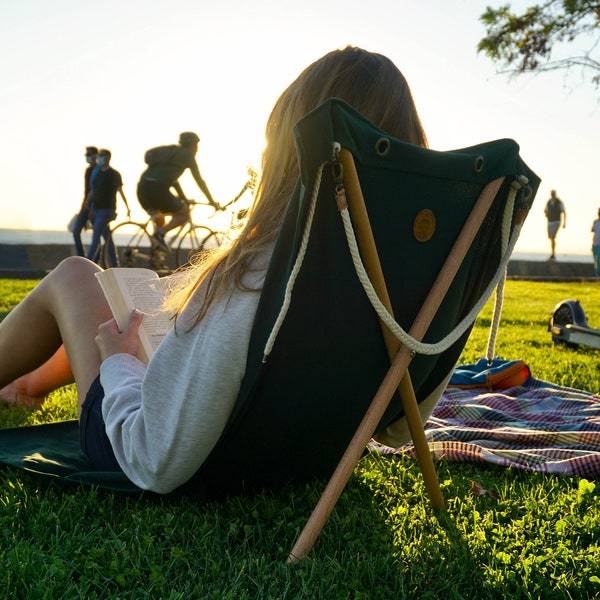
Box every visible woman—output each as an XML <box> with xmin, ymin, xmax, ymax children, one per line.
<box><xmin>0</xmin><ymin>46</ymin><xmax>427</xmax><ymax>494</ymax></box>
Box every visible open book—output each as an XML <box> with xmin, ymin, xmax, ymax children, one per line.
<box><xmin>95</xmin><ymin>268</ymin><xmax>172</xmax><ymax>364</ymax></box>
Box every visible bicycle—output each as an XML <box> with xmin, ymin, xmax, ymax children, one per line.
<box><xmin>106</xmin><ymin>168</ymin><xmax>256</xmax><ymax>272</ymax></box>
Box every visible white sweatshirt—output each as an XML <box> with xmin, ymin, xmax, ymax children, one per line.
<box><xmin>100</xmin><ymin>265</ymin><xmax>267</xmax><ymax>494</ymax></box>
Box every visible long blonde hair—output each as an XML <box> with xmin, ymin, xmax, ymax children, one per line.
<box><xmin>169</xmin><ymin>46</ymin><xmax>427</xmax><ymax>327</ymax></box>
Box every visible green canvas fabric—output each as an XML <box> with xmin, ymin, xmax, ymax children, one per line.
<box><xmin>0</xmin><ymin>420</ymin><xmax>141</xmax><ymax>494</ymax></box>
<box><xmin>0</xmin><ymin>99</ymin><xmax>540</xmax><ymax>497</ymax></box>
<box><xmin>197</xmin><ymin>99</ymin><xmax>540</xmax><ymax>496</ymax></box>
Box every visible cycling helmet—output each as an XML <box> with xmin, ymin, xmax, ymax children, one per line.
<box><xmin>179</xmin><ymin>131</ymin><xmax>200</xmax><ymax>147</ymax></box>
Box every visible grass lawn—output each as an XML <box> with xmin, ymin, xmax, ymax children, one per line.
<box><xmin>0</xmin><ymin>278</ymin><xmax>599</xmax><ymax>599</ymax></box>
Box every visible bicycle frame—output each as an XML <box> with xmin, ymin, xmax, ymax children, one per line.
<box><xmin>108</xmin><ymin>172</ymin><xmax>256</xmax><ymax>272</ymax></box>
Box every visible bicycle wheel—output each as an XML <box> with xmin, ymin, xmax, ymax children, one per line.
<box><xmin>108</xmin><ymin>221</ymin><xmax>155</xmax><ymax>269</ymax></box>
<box><xmin>176</xmin><ymin>225</ymin><xmax>226</xmax><ymax>267</ymax></box>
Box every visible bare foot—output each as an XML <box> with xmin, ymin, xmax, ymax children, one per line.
<box><xmin>0</xmin><ymin>382</ymin><xmax>45</xmax><ymax>406</ymax></box>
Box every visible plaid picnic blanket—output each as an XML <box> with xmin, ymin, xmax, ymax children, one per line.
<box><xmin>371</xmin><ymin>377</ymin><xmax>600</xmax><ymax>477</ymax></box>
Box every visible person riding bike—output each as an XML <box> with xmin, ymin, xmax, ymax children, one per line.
<box><xmin>137</xmin><ymin>131</ymin><xmax>218</xmax><ymax>251</ymax></box>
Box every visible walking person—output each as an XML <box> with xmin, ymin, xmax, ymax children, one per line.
<box><xmin>137</xmin><ymin>132</ymin><xmax>217</xmax><ymax>251</ymax></box>
<box><xmin>544</xmin><ymin>189</ymin><xmax>566</xmax><ymax>260</ymax></box>
<box><xmin>591</xmin><ymin>207</ymin><xmax>600</xmax><ymax>276</ymax></box>
<box><xmin>71</xmin><ymin>146</ymin><xmax>98</xmax><ymax>256</ymax></box>
<box><xmin>86</xmin><ymin>149</ymin><xmax>131</xmax><ymax>267</ymax></box>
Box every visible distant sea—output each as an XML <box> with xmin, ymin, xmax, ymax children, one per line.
<box><xmin>0</xmin><ymin>228</ymin><xmax>594</xmax><ymax>264</ymax></box>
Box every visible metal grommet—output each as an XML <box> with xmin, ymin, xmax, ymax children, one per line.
<box><xmin>375</xmin><ymin>137</ymin><xmax>391</xmax><ymax>157</ymax></box>
<box><xmin>473</xmin><ymin>155</ymin><xmax>485</xmax><ymax>173</ymax></box>
<box><xmin>332</xmin><ymin>161</ymin><xmax>343</xmax><ymax>180</ymax></box>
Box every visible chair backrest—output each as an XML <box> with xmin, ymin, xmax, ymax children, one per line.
<box><xmin>195</xmin><ymin>98</ymin><xmax>540</xmax><ymax>497</ymax></box>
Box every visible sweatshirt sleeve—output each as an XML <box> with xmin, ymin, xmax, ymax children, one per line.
<box><xmin>100</xmin><ymin>277</ymin><xmax>263</xmax><ymax>494</ymax></box>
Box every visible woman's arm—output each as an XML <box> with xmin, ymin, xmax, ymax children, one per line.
<box><xmin>100</xmin><ymin>281</ymin><xmax>262</xmax><ymax>493</ymax></box>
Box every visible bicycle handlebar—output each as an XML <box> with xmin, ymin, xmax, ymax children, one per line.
<box><xmin>184</xmin><ymin>198</ymin><xmax>222</xmax><ymax>217</ymax></box>
<box><xmin>185</xmin><ymin>179</ymin><xmax>253</xmax><ymax>215</ymax></box>
<box><xmin>219</xmin><ymin>182</ymin><xmax>251</xmax><ymax>210</ymax></box>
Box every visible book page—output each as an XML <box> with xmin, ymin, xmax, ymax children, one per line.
<box><xmin>95</xmin><ymin>268</ymin><xmax>172</xmax><ymax>363</ymax></box>
<box><xmin>125</xmin><ymin>274</ymin><xmax>171</xmax><ymax>357</ymax></box>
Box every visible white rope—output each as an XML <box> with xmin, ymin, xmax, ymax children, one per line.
<box><xmin>262</xmin><ymin>157</ymin><xmax>526</xmax><ymax>361</ymax></box>
<box><xmin>484</xmin><ymin>181</ymin><xmax>519</xmax><ymax>361</ymax></box>
<box><xmin>486</xmin><ymin>276</ymin><xmax>506</xmax><ymax>362</ymax></box>
<box><xmin>262</xmin><ymin>162</ymin><xmax>325</xmax><ymax>360</ymax></box>
<box><xmin>339</xmin><ymin>181</ymin><xmax>521</xmax><ymax>355</ymax></box>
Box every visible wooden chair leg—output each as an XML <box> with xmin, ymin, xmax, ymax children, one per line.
<box><xmin>286</xmin><ymin>155</ymin><xmax>504</xmax><ymax>562</ymax></box>
<box><xmin>340</xmin><ymin>148</ymin><xmax>445</xmax><ymax>511</ymax></box>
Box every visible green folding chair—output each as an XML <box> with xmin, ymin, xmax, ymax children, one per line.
<box><xmin>0</xmin><ymin>98</ymin><xmax>540</xmax><ymax>561</ymax></box>
<box><xmin>196</xmin><ymin>98</ymin><xmax>540</xmax><ymax>559</ymax></box>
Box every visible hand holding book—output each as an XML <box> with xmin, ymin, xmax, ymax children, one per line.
<box><xmin>95</xmin><ymin>308</ymin><xmax>145</xmax><ymax>361</ymax></box>
<box><xmin>95</xmin><ymin>268</ymin><xmax>172</xmax><ymax>364</ymax></box>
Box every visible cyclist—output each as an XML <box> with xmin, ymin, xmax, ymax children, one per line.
<box><xmin>137</xmin><ymin>131</ymin><xmax>218</xmax><ymax>251</ymax></box>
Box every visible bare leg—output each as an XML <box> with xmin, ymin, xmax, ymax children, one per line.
<box><xmin>0</xmin><ymin>256</ymin><xmax>113</xmax><ymax>412</ymax></box>
<box><xmin>160</xmin><ymin>206</ymin><xmax>190</xmax><ymax>235</ymax></box>
<box><xmin>0</xmin><ymin>345</ymin><xmax>73</xmax><ymax>405</ymax></box>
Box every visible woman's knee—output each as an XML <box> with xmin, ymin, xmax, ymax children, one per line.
<box><xmin>50</xmin><ymin>257</ymin><xmax>103</xmax><ymax>290</ymax></box>
<box><xmin>57</xmin><ymin>255</ymin><xmax>100</xmax><ymax>273</ymax></box>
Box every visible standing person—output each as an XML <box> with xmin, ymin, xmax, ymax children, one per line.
<box><xmin>86</xmin><ymin>149</ymin><xmax>131</xmax><ymax>267</ymax></box>
<box><xmin>0</xmin><ymin>46</ymin><xmax>428</xmax><ymax>493</ymax></box>
<box><xmin>544</xmin><ymin>189</ymin><xmax>566</xmax><ymax>260</ymax></box>
<box><xmin>137</xmin><ymin>132</ymin><xmax>217</xmax><ymax>251</ymax></box>
<box><xmin>591</xmin><ymin>208</ymin><xmax>600</xmax><ymax>276</ymax></box>
<box><xmin>71</xmin><ymin>146</ymin><xmax>98</xmax><ymax>256</ymax></box>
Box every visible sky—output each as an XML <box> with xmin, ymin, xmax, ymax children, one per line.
<box><xmin>0</xmin><ymin>0</ymin><xmax>598</xmax><ymax>256</ymax></box>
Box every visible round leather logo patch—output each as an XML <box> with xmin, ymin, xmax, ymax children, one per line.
<box><xmin>413</xmin><ymin>209</ymin><xmax>436</xmax><ymax>242</ymax></box>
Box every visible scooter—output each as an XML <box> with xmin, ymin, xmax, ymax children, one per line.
<box><xmin>548</xmin><ymin>299</ymin><xmax>600</xmax><ymax>350</ymax></box>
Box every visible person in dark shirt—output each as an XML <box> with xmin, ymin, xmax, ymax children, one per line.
<box><xmin>72</xmin><ymin>146</ymin><xmax>98</xmax><ymax>256</ymax></box>
<box><xmin>86</xmin><ymin>149</ymin><xmax>130</xmax><ymax>266</ymax></box>
<box><xmin>544</xmin><ymin>189</ymin><xmax>566</xmax><ymax>260</ymax></box>
<box><xmin>137</xmin><ymin>132</ymin><xmax>216</xmax><ymax>251</ymax></box>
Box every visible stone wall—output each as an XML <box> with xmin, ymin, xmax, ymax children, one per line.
<box><xmin>0</xmin><ymin>244</ymin><xmax>73</xmax><ymax>278</ymax></box>
<box><xmin>0</xmin><ymin>243</ymin><xmax>597</xmax><ymax>280</ymax></box>
<box><xmin>507</xmin><ymin>259</ymin><xmax>595</xmax><ymax>280</ymax></box>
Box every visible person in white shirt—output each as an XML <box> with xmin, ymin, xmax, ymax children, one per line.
<box><xmin>0</xmin><ymin>46</ymin><xmax>428</xmax><ymax>494</ymax></box>
<box><xmin>591</xmin><ymin>207</ymin><xmax>600</xmax><ymax>276</ymax></box>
